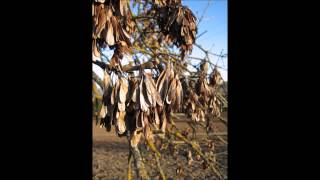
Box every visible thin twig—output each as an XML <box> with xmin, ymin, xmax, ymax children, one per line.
<box><xmin>195</xmin><ymin>43</ymin><xmax>227</xmax><ymax>58</ymax></box>
<box><xmin>216</xmin><ymin>136</ymin><xmax>228</xmax><ymax>145</ymax></box>
<box><xmin>155</xmin><ymin>153</ymin><xmax>167</xmax><ymax>180</ymax></box>
<box><xmin>196</xmin><ymin>30</ymin><xmax>208</xmax><ymax>39</ymax></box>
<box><xmin>197</xmin><ymin>0</ymin><xmax>212</xmax><ymax>26</ymax></box>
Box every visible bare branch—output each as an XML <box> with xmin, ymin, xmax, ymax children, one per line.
<box><xmin>194</xmin><ymin>43</ymin><xmax>227</xmax><ymax>58</ymax></box>
<box><xmin>196</xmin><ymin>30</ymin><xmax>208</xmax><ymax>39</ymax></box>
<box><xmin>197</xmin><ymin>0</ymin><xmax>212</xmax><ymax>26</ymax></box>
<box><xmin>93</xmin><ymin>60</ymin><xmax>107</xmax><ymax>70</ymax></box>
<box><xmin>92</xmin><ymin>71</ymin><xmax>104</xmax><ymax>89</ymax></box>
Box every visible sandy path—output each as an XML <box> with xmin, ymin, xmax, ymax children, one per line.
<box><xmin>93</xmin><ymin>112</ymin><xmax>227</xmax><ymax>180</ymax></box>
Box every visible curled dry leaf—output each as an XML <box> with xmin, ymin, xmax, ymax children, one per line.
<box><xmin>157</xmin><ymin>63</ymin><xmax>174</xmax><ymax>102</ymax></box>
<box><xmin>139</xmin><ymin>77</ymin><xmax>149</xmax><ymax>112</ymax></box>
<box><xmin>174</xmin><ymin>77</ymin><xmax>183</xmax><ymax>110</ymax></box>
<box><xmin>145</xmin><ymin>73</ymin><xmax>163</xmax><ymax>106</ymax></box>
<box><xmin>118</xmin><ymin>102</ymin><xmax>126</xmax><ymax>112</ymax></box>
<box><xmin>210</xmin><ymin>68</ymin><xmax>224</xmax><ymax>87</ymax></box>
<box><xmin>114</xmin><ymin>77</ymin><xmax>128</xmax><ymax>135</ymax></box>
<box><xmin>99</xmin><ymin>104</ymin><xmax>107</xmax><ymax>118</ymax></box>
<box><xmin>102</xmin><ymin>71</ymin><xmax>113</xmax><ymax>117</ymax></box>
<box><xmin>166</xmin><ymin>78</ymin><xmax>176</xmax><ymax>104</ymax></box>
<box><xmin>200</xmin><ymin>61</ymin><xmax>209</xmax><ymax>74</ymax></box>
<box><xmin>119</xmin><ymin>77</ymin><xmax>128</xmax><ymax>103</ymax></box>
<box><xmin>143</xmin><ymin>83</ymin><xmax>154</xmax><ymax>108</ymax></box>
<box><xmin>119</xmin><ymin>0</ymin><xmax>128</xmax><ymax>16</ymax></box>
<box><xmin>92</xmin><ymin>39</ymin><xmax>101</xmax><ymax>57</ymax></box>
<box><xmin>117</xmin><ymin>111</ymin><xmax>126</xmax><ymax>134</ymax></box>
<box><xmin>154</xmin><ymin>108</ymin><xmax>160</xmax><ymax>125</ymax></box>
<box><xmin>95</xmin><ymin>5</ymin><xmax>107</xmax><ymax>38</ymax></box>
<box><xmin>106</xmin><ymin>21</ymin><xmax>115</xmax><ymax>46</ymax></box>
<box><xmin>166</xmin><ymin>74</ymin><xmax>183</xmax><ymax>111</ymax></box>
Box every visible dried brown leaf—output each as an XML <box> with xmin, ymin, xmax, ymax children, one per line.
<box><xmin>155</xmin><ymin>108</ymin><xmax>160</xmax><ymax>125</ymax></box>
<box><xmin>116</xmin><ymin>111</ymin><xmax>126</xmax><ymax>134</ymax></box>
<box><xmin>95</xmin><ymin>7</ymin><xmax>107</xmax><ymax>38</ymax></box>
<box><xmin>106</xmin><ymin>21</ymin><xmax>115</xmax><ymax>46</ymax></box>
<box><xmin>92</xmin><ymin>39</ymin><xmax>100</xmax><ymax>57</ymax></box>
<box><xmin>99</xmin><ymin>104</ymin><xmax>106</xmax><ymax>118</ymax></box>
<box><xmin>160</xmin><ymin>111</ymin><xmax>167</xmax><ymax>133</ymax></box>
<box><xmin>142</xmin><ymin>82</ymin><xmax>153</xmax><ymax>107</ymax></box>
<box><xmin>119</xmin><ymin>77</ymin><xmax>128</xmax><ymax>103</ymax></box>
<box><xmin>139</xmin><ymin>78</ymin><xmax>149</xmax><ymax>112</ymax></box>
<box><xmin>118</xmin><ymin>102</ymin><xmax>126</xmax><ymax>111</ymax></box>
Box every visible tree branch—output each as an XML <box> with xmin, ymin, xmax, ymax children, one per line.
<box><xmin>122</xmin><ymin>60</ymin><xmax>160</xmax><ymax>72</ymax></box>
<box><xmin>93</xmin><ymin>60</ymin><xmax>107</xmax><ymax>70</ymax></box>
<box><xmin>92</xmin><ymin>71</ymin><xmax>104</xmax><ymax>89</ymax></box>
<box><xmin>194</xmin><ymin>43</ymin><xmax>227</xmax><ymax>58</ymax></box>
<box><xmin>197</xmin><ymin>0</ymin><xmax>212</xmax><ymax>26</ymax></box>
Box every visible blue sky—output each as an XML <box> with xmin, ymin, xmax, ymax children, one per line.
<box><xmin>183</xmin><ymin>0</ymin><xmax>228</xmax><ymax>80</ymax></box>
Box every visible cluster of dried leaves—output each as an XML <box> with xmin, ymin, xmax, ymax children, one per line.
<box><xmin>154</xmin><ymin>0</ymin><xmax>198</xmax><ymax>60</ymax></box>
<box><xmin>208</xmin><ymin>68</ymin><xmax>225</xmax><ymax>117</ymax></box>
<box><xmin>98</xmin><ymin>62</ymin><xmax>183</xmax><ymax>141</ymax></box>
<box><xmin>93</xmin><ymin>0</ymin><xmax>135</xmax><ymax>70</ymax></box>
<box><xmin>182</xmin><ymin>61</ymin><xmax>225</xmax><ymax>123</ymax></box>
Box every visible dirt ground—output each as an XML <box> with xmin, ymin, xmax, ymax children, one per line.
<box><xmin>93</xmin><ymin>112</ymin><xmax>227</xmax><ymax>180</ymax></box>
